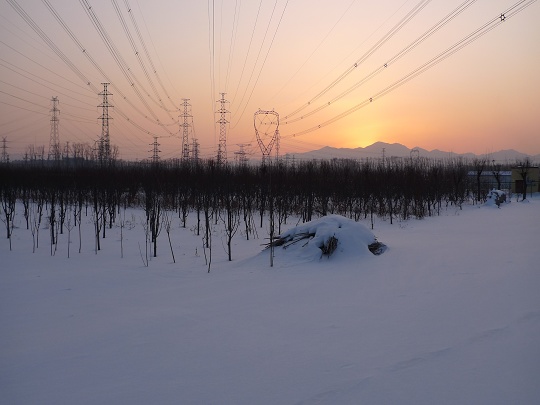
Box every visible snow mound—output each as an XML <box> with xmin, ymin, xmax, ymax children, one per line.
<box><xmin>485</xmin><ymin>189</ymin><xmax>507</xmax><ymax>208</ymax></box>
<box><xmin>267</xmin><ymin>214</ymin><xmax>386</xmax><ymax>262</ymax></box>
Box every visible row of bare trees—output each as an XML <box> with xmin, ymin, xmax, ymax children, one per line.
<box><xmin>0</xmin><ymin>157</ymin><xmax>526</xmax><ymax>263</ymax></box>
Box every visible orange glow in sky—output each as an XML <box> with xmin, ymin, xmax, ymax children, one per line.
<box><xmin>1</xmin><ymin>0</ymin><xmax>539</xmax><ymax>161</ymax></box>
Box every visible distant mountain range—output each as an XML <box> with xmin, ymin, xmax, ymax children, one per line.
<box><xmin>283</xmin><ymin>142</ymin><xmax>540</xmax><ymax>164</ymax></box>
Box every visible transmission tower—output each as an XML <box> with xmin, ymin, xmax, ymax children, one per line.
<box><xmin>63</xmin><ymin>141</ymin><xmax>70</xmax><ymax>159</ymax></box>
<box><xmin>234</xmin><ymin>143</ymin><xmax>250</xmax><ymax>166</ymax></box>
<box><xmin>1</xmin><ymin>137</ymin><xmax>9</xmax><ymax>164</ymax></box>
<box><xmin>48</xmin><ymin>96</ymin><xmax>60</xmax><ymax>161</ymax></box>
<box><xmin>191</xmin><ymin>137</ymin><xmax>200</xmax><ymax>164</ymax></box>
<box><xmin>254</xmin><ymin>109</ymin><xmax>279</xmax><ymax>166</ymax></box>
<box><xmin>149</xmin><ymin>137</ymin><xmax>160</xmax><ymax>165</ymax></box>
<box><xmin>98</xmin><ymin>83</ymin><xmax>113</xmax><ymax>164</ymax></box>
<box><xmin>275</xmin><ymin>129</ymin><xmax>280</xmax><ymax>163</ymax></box>
<box><xmin>179</xmin><ymin>99</ymin><xmax>192</xmax><ymax>161</ymax></box>
<box><xmin>216</xmin><ymin>93</ymin><xmax>229</xmax><ymax>165</ymax></box>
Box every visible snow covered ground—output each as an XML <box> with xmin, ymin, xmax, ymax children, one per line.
<box><xmin>1</xmin><ymin>195</ymin><xmax>539</xmax><ymax>404</ymax></box>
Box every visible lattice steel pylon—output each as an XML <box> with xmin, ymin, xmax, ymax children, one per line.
<box><xmin>234</xmin><ymin>143</ymin><xmax>250</xmax><ymax>166</ymax></box>
<box><xmin>179</xmin><ymin>99</ymin><xmax>192</xmax><ymax>161</ymax></box>
<box><xmin>1</xmin><ymin>137</ymin><xmax>9</xmax><ymax>164</ymax></box>
<box><xmin>216</xmin><ymin>93</ymin><xmax>229</xmax><ymax>165</ymax></box>
<box><xmin>191</xmin><ymin>137</ymin><xmax>200</xmax><ymax>164</ymax></box>
<box><xmin>48</xmin><ymin>96</ymin><xmax>60</xmax><ymax>161</ymax></box>
<box><xmin>149</xmin><ymin>137</ymin><xmax>160</xmax><ymax>165</ymax></box>
<box><xmin>98</xmin><ymin>83</ymin><xmax>113</xmax><ymax>165</ymax></box>
<box><xmin>254</xmin><ymin>109</ymin><xmax>279</xmax><ymax>165</ymax></box>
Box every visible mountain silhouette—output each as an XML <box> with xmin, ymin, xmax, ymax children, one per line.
<box><xmin>283</xmin><ymin>142</ymin><xmax>538</xmax><ymax>163</ymax></box>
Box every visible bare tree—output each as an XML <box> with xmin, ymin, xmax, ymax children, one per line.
<box><xmin>0</xmin><ymin>184</ymin><xmax>16</xmax><ymax>250</ymax></box>
<box><xmin>30</xmin><ymin>191</ymin><xmax>45</xmax><ymax>252</ymax></box>
<box><xmin>163</xmin><ymin>209</ymin><xmax>176</xmax><ymax>263</ymax></box>
<box><xmin>220</xmin><ymin>189</ymin><xmax>240</xmax><ymax>262</ymax></box>
<box><xmin>490</xmin><ymin>160</ymin><xmax>503</xmax><ymax>190</ymax></box>
<box><xmin>66</xmin><ymin>204</ymin><xmax>75</xmax><ymax>258</ymax></box>
<box><xmin>515</xmin><ymin>158</ymin><xmax>532</xmax><ymax>201</ymax></box>
<box><xmin>91</xmin><ymin>187</ymin><xmax>104</xmax><ymax>253</ymax></box>
<box><xmin>472</xmin><ymin>157</ymin><xmax>488</xmax><ymax>203</ymax></box>
<box><xmin>139</xmin><ymin>216</ymin><xmax>149</xmax><ymax>267</ymax></box>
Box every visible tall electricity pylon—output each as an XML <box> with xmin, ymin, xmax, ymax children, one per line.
<box><xmin>274</xmin><ymin>129</ymin><xmax>280</xmax><ymax>163</ymax></box>
<box><xmin>234</xmin><ymin>143</ymin><xmax>250</xmax><ymax>166</ymax></box>
<box><xmin>1</xmin><ymin>137</ymin><xmax>9</xmax><ymax>164</ymax></box>
<box><xmin>98</xmin><ymin>83</ymin><xmax>113</xmax><ymax>164</ymax></box>
<box><xmin>191</xmin><ymin>138</ymin><xmax>199</xmax><ymax>165</ymax></box>
<box><xmin>48</xmin><ymin>96</ymin><xmax>60</xmax><ymax>161</ymax></box>
<box><xmin>149</xmin><ymin>137</ymin><xmax>160</xmax><ymax>165</ymax></box>
<box><xmin>179</xmin><ymin>99</ymin><xmax>192</xmax><ymax>161</ymax></box>
<box><xmin>191</xmin><ymin>137</ymin><xmax>200</xmax><ymax>164</ymax></box>
<box><xmin>216</xmin><ymin>93</ymin><xmax>229</xmax><ymax>165</ymax></box>
<box><xmin>254</xmin><ymin>109</ymin><xmax>279</xmax><ymax>166</ymax></box>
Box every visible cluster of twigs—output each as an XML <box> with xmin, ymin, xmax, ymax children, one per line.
<box><xmin>264</xmin><ymin>231</ymin><xmax>315</xmax><ymax>250</ymax></box>
<box><xmin>265</xmin><ymin>232</ymin><xmax>340</xmax><ymax>257</ymax></box>
<box><xmin>266</xmin><ymin>231</ymin><xmax>387</xmax><ymax>257</ymax></box>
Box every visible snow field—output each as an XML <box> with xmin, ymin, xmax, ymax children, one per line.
<box><xmin>1</xmin><ymin>196</ymin><xmax>539</xmax><ymax>404</ymax></box>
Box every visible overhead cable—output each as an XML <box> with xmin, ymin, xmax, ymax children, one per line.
<box><xmin>284</xmin><ymin>0</ymin><xmax>537</xmax><ymax>139</ymax></box>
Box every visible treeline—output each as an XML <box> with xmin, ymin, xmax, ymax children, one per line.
<box><xmin>0</xmin><ymin>157</ymin><xmax>502</xmax><ymax>264</ymax></box>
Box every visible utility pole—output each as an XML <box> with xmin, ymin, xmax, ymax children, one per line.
<box><xmin>48</xmin><ymin>96</ymin><xmax>60</xmax><ymax>161</ymax></box>
<box><xmin>179</xmin><ymin>99</ymin><xmax>192</xmax><ymax>161</ymax></box>
<box><xmin>98</xmin><ymin>83</ymin><xmax>113</xmax><ymax>165</ymax></box>
<box><xmin>216</xmin><ymin>93</ymin><xmax>229</xmax><ymax>165</ymax></box>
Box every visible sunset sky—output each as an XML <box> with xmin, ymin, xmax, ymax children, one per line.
<box><xmin>1</xmin><ymin>0</ymin><xmax>539</xmax><ymax>161</ymax></box>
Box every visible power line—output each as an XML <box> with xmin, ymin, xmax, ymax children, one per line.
<box><xmin>283</xmin><ymin>0</ymin><xmax>478</xmax><ymax>125</ymax></box>
<box><xmin>111</xmin><ymin>0</ymin><xmax>178</xmax><ymax>114</ymax></box>
<box><xmin>229</xmin><ymin>0</ymin><xmax>263</xmax><ymax>107</ymax></box>
<box><xmin>39</xmin><ymin>0</ymin><xmax>177</xmax><ymax>135</ymax></box>
<box><xmin>6</xmin><ymin>0</ymin><xmax>99</xmax><ymax>92</ymax></box>
<box><xmin>224</xmin><ymin>0</ymin><xmax>241</xmax><ymax>93</ymax></box>
<box><xmin>283</xmin><ymin>0</ymin><xmax>537</xmax><ymax>140</ymax></box>
<box><xmin>78</xmin><ymin>0</ymin><xmax>178</xmax><ymax>135</ymax></box>
<box><xmin>124</xmin><ymin>0</ymin><xmax>180</xmax><ymax>107</ymax></box>
<box><xmin>0</xmin><ymin>100</ymin><xmax>49</xmax><ymax>116</ymax></box>
<box><xmin>0</xmin><ymin>60</ymin><xmax>96</xmax><ymax>104</ymax></box>
<box><xmin>0</xmin><ymin>89</ymin><xmax>49</xmax><ymax>110</ymax></box>
<box><xmin>0</xmin><ymin>39</ymin><xmax>95</xmax><ymax>96</ymax></box>
<box><xmin>231</xmin><ymin>0</ymin><xmax>279</xmax><ymax>124</ymax></box>
<box><xmin>283</xmin><ymin>0</ymin><xmax>432</xmax><ymax>120</ymax></box>
<box><xmin>231</xmin><ymin>0</ymin><xmax>289</xmax><ymax>129</ymax></box>
<box><xmin>208</xmin><ymin>0</ymin><xmax>217</xmax><ymax>146</ymax></box>
<box><xmin>267</xmin><ymin>0</ymin><xmax>358</xmax><ymax>104</ymax></box>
